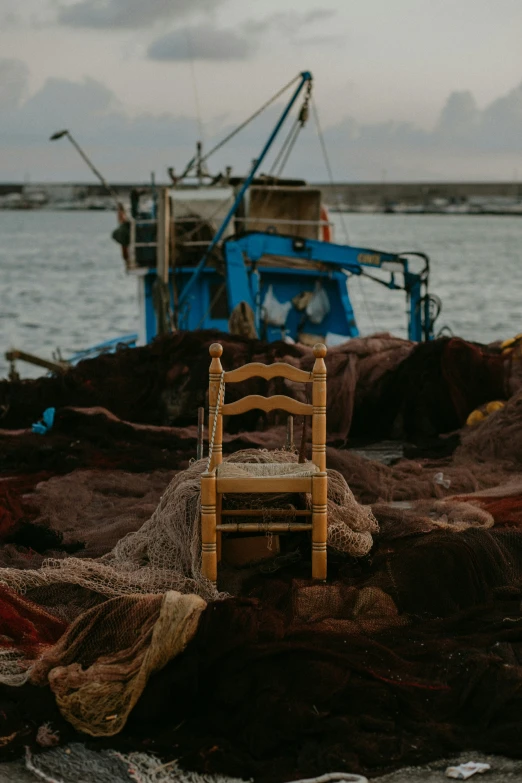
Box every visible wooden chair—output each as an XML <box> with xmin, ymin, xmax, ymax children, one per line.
<box><xmin>201</xmin><ymin>342</ymin><xmax>328</xmax><ymax>583</ymax></box>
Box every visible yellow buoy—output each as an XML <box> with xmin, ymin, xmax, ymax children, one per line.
<box><xmin>501</xmin><ymin>333</ymin><xmax>522</xmax><ymax>351</ymax></box>
<box><xmin>466</xmin><ymin>409</ymin><xmax>485</xmax><ymax>427</ymax></box>
<box><xmin>485</xmin><ymin>400</ymin><xmax>505</xmax><ymax>415</ymax></box>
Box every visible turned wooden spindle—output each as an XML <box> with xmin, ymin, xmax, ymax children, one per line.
<box><xmin>201</xmin><ymin>471</ymin><xmax>217</xmax><ymax>581</ymax></box>
<box><xmin>208</xmin><ymin>343</ymin><xmax>224</xmax><ymax>471</ymax></box>
<box><xmin>311</xmin><ymin>343</ymin><xmax>327</xmax><ymax>473</ymax></box>
<box><xmin>312</xmin><ymin>471</ymin><xmax>328</xmax><ymax>580</ymax></box>
<box><xmin>311</xmin><ymin>343</ymin><xmax>327</xmax><ymax>580</ymax></box>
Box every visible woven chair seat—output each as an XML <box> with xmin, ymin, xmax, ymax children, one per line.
<box><xmin>216</xmin><ymin>461</ymin><xmax>319</xmax><ymax>478</ymax></box>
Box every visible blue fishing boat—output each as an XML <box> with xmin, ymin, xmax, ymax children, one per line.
<box><xmin>8</xmin><ymin>71</ymin><xmax>443</xmax><ymax>377</ymax></box>
<box><xmin>110</xmin><ymin>72</ymin><xmax>441</xmax><ymax>352</ymax></box>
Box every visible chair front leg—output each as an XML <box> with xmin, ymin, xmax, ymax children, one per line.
<box><xmin>216</xmin><ymin>494</ymin><xmax>223</xmax><ymax>563</ymax></box>
<box><xmin>201</xmin><ymin>472</ymin><xmax>218</xmax><ymax>582</ymax></box>
<box><xmin>312</xmin><ymin>472</ymin><xmax>328</xmax><ymax>580</ymax></box>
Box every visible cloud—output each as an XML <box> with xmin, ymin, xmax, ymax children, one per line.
<box><xmin>0</xmin><ymin>63</ymin><xmax>521</xmax><ymax>182</ymax></box>
<box><xmin>147</xmin><ymin>9</ymin><xmax>337</xmax><ymax>63</ymax></box>
<box><xmin>20</xmin><ymin>76</ymin><xmax>119</xmax><ymax>125</ymax></box>
<box><xmin>58</xmin><ymin>0</ymin><xmax>218</xmax><ymax>29</ymax></box>
<box><xmin>244</xmin><ymin>9</ymin><xmax>336</xmax><ymax>36</ymax></box>
<box><xmin>0</xmin><ymin>66</ymin><xmax>206</xmax><ymax>180</ymax></box>
<box><xmin>436</xmin><ymin>91</ymin><xmax>480</xmax><ymax>140</ymax></box>
<box><xmin>0</xmin><ymin>0</ymin><xmax>45</xmax><ymax>27</ymax></box>
<box><xmin>310</xmin><ymin>84</ymin><xmax>522</xmax><ymax>179</ymax></box>
<box><xmin>148</xmin><ymin>24</ymin><xmax>250</xmax><ymax>62</ymax></box>
<box><xmin>0</xmin><ymin>59</ymin><xmax>29</xmax><ymax>110</ymax></box>
<box><xmin>293</xmin><ymin>34</ymin><xmax>344</xmax><ymax>46</ymax></box>
<box><xmin>481</xmin><ymin>83</ymin><xmax>522</xmax><ymax>150</ymax></box>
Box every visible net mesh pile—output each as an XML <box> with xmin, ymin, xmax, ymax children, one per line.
<box><xmin>26</xmin><ymin>469</ymin><xmax>175</xmax><ymax>558</ymax></box>
<box><xmin>30</xmin><ymin>590</ymin><xmax>206</xmax><ymax>737</ymax></box>
<box><xmin>24</xmin><ymin>744</ymin><xmax>255</xmax><ymax>783</ymax></box>
<box><xmin>0</xmin><ymin>330</ymin><xmax>510</xmax><ymax>442</ymax></box>
<box><xmin>0</xmin><ymin>331</ymin><xmax>521</xmax><ymax>781</ymax></box>
<box><xmin>457</xmin><ymin>385</ymin><xmax>522</xmax><ymax>463</ymax></box>
<box><xmin>0</xmin><ymin>450</ymin><xmax>379</xmax><ymax>614</ymax></box>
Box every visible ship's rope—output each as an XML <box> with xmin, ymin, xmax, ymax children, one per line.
<box><xmin>311</xmin><ymin>96</ymin><xmax>349</xmax><ymax>245</ymax></box>
<box><xmin>251</xmin><ymin>84</ymin><xmax>313</xmax><ymax>226</ymax></box>
<box><xmin>311</xmin><ymin>96</ymin><xmax>377</xmax><ymax>333</ymax></box>
<box><xmin>180</xmin><ymin>74</ymin><xmax>301</xmax><ymax>179</ymax></box>
<box><xmin>176</xmin><ymin>84</ymin><xmax>309</xmax><ymax>248</ymax></box>
<box><xmin>268</xmin><ymin>117</ymin><xmax>301</xmax><ymax>178</ymax></box>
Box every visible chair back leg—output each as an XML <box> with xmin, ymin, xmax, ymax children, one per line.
<box><xmin>201</xmin><ymin>472</ymin><xmax>218</xmax><ymax>582</ymax></box>
<box><xmin>312</xmin><ymin>472</ymin><xmax>328</xmax><ymax>580</ymax></box>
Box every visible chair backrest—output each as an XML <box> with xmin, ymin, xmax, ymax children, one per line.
<box><xmin>208</xmin><ymin>342</ymin><xmax>327</xmax><ymax>471</ymax></box>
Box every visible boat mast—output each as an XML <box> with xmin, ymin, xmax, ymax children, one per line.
<box><xmin>176</xmin><ymin>70</ymin><xmax>313</xmax><ymax>325</ymax></box>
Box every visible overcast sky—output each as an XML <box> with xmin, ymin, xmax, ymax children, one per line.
<box><xmin>1</xmin><ymin>0</ymin><xmax>521</xmax><ymax>182</ymax></box>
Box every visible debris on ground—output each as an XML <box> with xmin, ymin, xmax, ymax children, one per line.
<box><xmin>445</xmin><ymin>761</ymin><xmax>491</xmax><ymax>779</ymax></box>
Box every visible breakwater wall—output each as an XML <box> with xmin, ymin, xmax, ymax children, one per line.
<box><xmin>317</xmin><ymin>182</ymin><xmax>521</xmax><ymax>208</ymax></box>
<box><xmin>0</xmin><ymin>181</ymin><xmax>520</xmax><ymax>209</ymax></box>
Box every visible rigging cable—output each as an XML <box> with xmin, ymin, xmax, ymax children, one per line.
<box><xmin>272</xmin><ymin>81</ymin><xmax>312</xmax><ymax>178</ymax></box>
<box><xmin>256</xmin><ymin>82</ymin><xmax>313</xmax><ymax>221</ymax></box>
<box><xmin>180</xmin><ymin>74</ymin><xmax>302</xmax><ymax>179</ymax></box>
<box><xmin>183</xmin><ymin>92</ymin><xmax>306</xmax><ymax>241</ymax></box>
<box><xmin>268</xmin><ymin>117</ymin><xmax>301</xmax><ymax>177</ymax></box>
<box><xmin>311</xmin><ymin>95</ymin><xmax>377</xmax><ymax>333</ymax></box>
<box><xmin>185</xmin><ymin>28</ymin><xmax>205</xmax><ymax>143</ymax></box>
<box><xmin>311</xmin><ymin>96</ymin><xmax>349</xmax><ymax>244</ymax></box>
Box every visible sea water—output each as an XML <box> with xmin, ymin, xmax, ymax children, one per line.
<box><xmin>0</xmin><ymin>210</ymin><xmax>520</xmax><ymax>379</ymax></box>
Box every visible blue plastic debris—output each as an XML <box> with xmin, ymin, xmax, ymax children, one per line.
<box><xmin>32</xmin><ymin>407</ymin><xmax>56</xmax><ymax>435</ymax></box>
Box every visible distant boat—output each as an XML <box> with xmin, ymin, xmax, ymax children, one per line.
<box><xmin>85</xmin><ymin>197</ymin><xmax>112</xmax><ymax>211</ymax></box>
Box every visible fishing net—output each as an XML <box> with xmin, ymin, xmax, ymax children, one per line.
<box><xmin>359</xmin><ymin>335</ymin><xmax>508</xmax><ymax>439</ymax></box>
<box><xmin>0</xmin><ymin>332</ymin><xmax>521</xmax><ymax>780</ymax></box>
<box><xmin>451</xmin><ymin>481</ymin><xmax>522</xmax><ymax>528</ymax></box>
<box><xmin>26</xmin><ymin>468</ymin><xmax>175</xmax><ymax>558</ymax></box>
<box><xmin>325</xmin><ymin>446</ymin><xmax>514</xmax><ymax>504</ymax></box>
<box><xmin>0</xmin><ymin>447</ymin><xmax>379</xmax><ymax>745</ymax></box>
<box><xmin>1</xmin><ymin>331</ymin><xmax>506</xmax><ymax>442</ymax></box>
<box><xmin>457</xmin><ymin>385</ymin><xmax>522</xmax><ymax>464</ymax></box>
<box><xmin>119</xmin><ymin>532</ymin><xmax>522</xmax><ymax>782</ymax></box>
<box><xmin>371</xmin><ymin>498</ymin><xmax>494</xmax><ymax>540</ymax></box>
<box><xmin>0</xmin><ymin>425</ymin><xmax>517</xmax><ymax>598</ymax></box>
<box><xmin>0</xmin><ymin>472</ymin><xmax>521</xmax><ymax>779</ymax></box>
<box><xmin>24</xmin><ymin>744</ymin><xmax>254</xmax><ymax>783</ymax></box>
<box><xmin>0</xmin><ymin>585</ymin><xmax>67</xmax><ymax>686</ymax></box>
<box><xmin>30</xmin><ymin>591</ymin><xmax>205</xmax><ymax>737</ymax></box>
<box><xmin>0</xmin><ymin>450</ymin><xmax>378</xmax><ymax>617</ymax></box>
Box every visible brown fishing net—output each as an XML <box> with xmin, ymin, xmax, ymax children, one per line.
<box><xmin>30</xmin><ymin>591</ymin><xmax>205</xmax><ymax>737</ymax></box>
<box><xmin>120</xmin><ymin>530</ymin><xmax>522</xmax><ymax>782</ymax></box>
<box><xmin>0</xmin><ymin>331</ymin><xmax>521</xmax><ymax>781</ymax></box>
<box><xmin>371</xmin><ymin>499</ymin><xmax>494</xmax><ymax>541</ymax></box>
<box><xmin>325</xmin><ymin>446</ymin><xmax>514</xmax><ymax>504</ymax></box>
<box><xmin>0</xmin><ymin>331</ymin><xmax>508</xmax><ymax>441</ymax></box>
<box><xmin>0</xmin><ymin>450</ymin><xmax>379</xmax><ymax>619</ymax></box>
<box><xmin>26</xmin><ymin>469</ymin><xmax>175</xmax><ymax>558</ymax></box>
<box><xmin>457</xmin><ymin>385</ymin><xmax>522</xmax><ymax>464</ymax></box>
